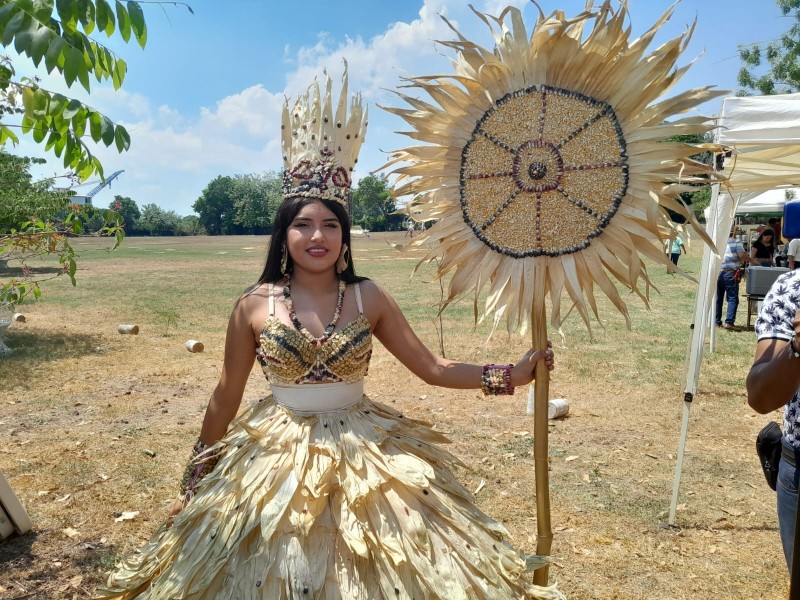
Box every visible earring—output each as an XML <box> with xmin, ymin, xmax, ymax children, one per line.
<box><xmin>280</xmin><ymin>244</ymin><xmax>288</xmax><ymax>275</ymax></box>
<box><xmin>336</xmin><ymin>244</ymin><xmax>349</xmax><ymax>274</ymax></box>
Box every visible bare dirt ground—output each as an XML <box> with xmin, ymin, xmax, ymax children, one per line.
<box><xmin>0</xmin><ymin>234</ymin><xmax>789</xmax><ymax>599</ymax></box>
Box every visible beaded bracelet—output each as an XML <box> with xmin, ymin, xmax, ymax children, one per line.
<box><xmin>179</xmin><ymin>439</ymin><xmax>221</xmax><ymax>502</ymax></box>
<box><xmin>481</xmin><ymin>364</ymin><xmax>515</xmax><ymax>395</ymax></box>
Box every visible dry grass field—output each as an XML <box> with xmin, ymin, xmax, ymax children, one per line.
<box><xmin>0</xmin><ymin>232</ymin><xmax>789</xmax><ymax>599</ymax></box>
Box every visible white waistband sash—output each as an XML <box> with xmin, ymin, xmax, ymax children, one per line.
<box><xmin>271</xmin><ymin>381</ymin><xmax>364</xmax><ymax>415</ymax></box>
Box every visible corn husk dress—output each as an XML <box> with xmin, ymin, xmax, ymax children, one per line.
<box><xmin>97</xmin><ymin>283</ymin><xmax>563</xmax><ymax>599</ymax></box>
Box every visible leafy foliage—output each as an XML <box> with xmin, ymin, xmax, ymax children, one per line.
<box><xmin>109</xmin><ymin>194</ymin><xmax>139</xmax><ymax>231</ymax></box>
<box><xmin>193</xmin><ymin>172</ymin><xmax>282</xmax><ymax>235</ymax></box>
<box><xmin>0</xmin><ymin>0</ymin><xmax>192</xmax><ymax>305</ymax></box>
<box><xmin>137</xmin><ymin>202</ymin><xmax>182</xmax><ymax>236</ymax></box>
<box><xmin>0</xmin><ymin>0</ymin><xmax>151</xmax><ymax>177</ymax></box>
<box><xmin>350</xmin><ymin>174</ymin><xmax>403</xmax><ymax>232</ymax></box>
<box><xmin>1</xmin><ymin>207</ymin><xmax>123</xmax><ymax>306</ymax></box>
<box><xmin>0</xmin><ymin>146</ymin><xmax>70</xmax><ymax>230</ymax></box>
<box><xmin>738</xmin><ymin>0</ymin><xmax>800</xmax><ymax>95</ymax></box>
<box><xmin>231</xmin><ymin>172</ymin><xmax>282</xmax><ymax>233</ymax></box>
<box><xmin>192</xmin><ymin>172</ymin><xmax>404</xmax><ymax>235</ymax></box>
<box><xmin>193</xmin><ymin>175</ymin><xmax>236</xmax><ymax>235</ymax></box>
<box><xmin>662</xmin><ymin>132</ymin><xmax>715</xmax><ymax>222</ymax></box>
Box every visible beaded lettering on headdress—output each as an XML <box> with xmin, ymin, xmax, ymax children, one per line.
<box><xmin>281</xmin><ymin>64</ymin><xmax>368</xmax><ymax>208</ymax></box>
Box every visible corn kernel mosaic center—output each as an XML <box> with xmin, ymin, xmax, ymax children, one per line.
<box><xmin>459</xmin><ymin>85</ymin><xmax>629</xmax><ymax>258</ymax></box>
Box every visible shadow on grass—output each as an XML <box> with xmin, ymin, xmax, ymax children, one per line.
<box><xmin>667</xmin><ymin>522</ymin><xmax>779</xmax><ymax>533</ymax></box>
<box><xmin>0</xmin><ymin>530</ymin><xmax>37</xmax><ymax>568</ymax></box>
<box><xmin>0</xmin><ymin>263</ymin><xmax>63</xmax><ymax>277</ymax></box>
<box><xmin>0</xmin><ymin>530</ymin><xmax>115</xmax><ymax>598</ymax></box>
<box><xmin>0</xmin><ymin>330</ymin><xmax>104</xmax><ymax>373</ymax></box>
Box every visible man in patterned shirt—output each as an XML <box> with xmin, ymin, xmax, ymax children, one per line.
<box><xmin>716</xmin><ymin>229</ymin><xmax>750</xmax><ymax>330</ymax></box>
<box><xmin>747</xmin><ymin>269</ymin><xmax>800</xmax><ymax>569</ymax></box>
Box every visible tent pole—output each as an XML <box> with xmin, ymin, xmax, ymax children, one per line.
<box><xmin>709</xmin><ymin>290</ymin><xmax>717</xmax><ymax>354</ymax></box>
<box><xmin>669</xmin><ymin>394</ymin><xmax>692</xmax><ymax>525</ymax></box>
<box><xmin>669</xmin><ymin>183</ymin><xmax>724</xmax><ymax>523</ymax></box>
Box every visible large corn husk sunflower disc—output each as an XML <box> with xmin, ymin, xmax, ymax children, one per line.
<box><xmin>382</xmin><ymin>1</ymin><xmax>726</xmax><ymax>335</ymax></box>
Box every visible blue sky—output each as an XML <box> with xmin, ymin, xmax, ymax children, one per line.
<box><xmin>11</xmin><ymin>0</ymin><xmax>796</xmax><ymax>216</ymax></box>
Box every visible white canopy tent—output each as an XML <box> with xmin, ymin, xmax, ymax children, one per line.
<box><xmin>734</xmin><ymin>187</ymin><xmax>798</xmax><ymax>216</ymax></box>
<box><xmin>669</xmin><ymin>94</ymin><xmax>800</xmax><ymax>525</ymax></box>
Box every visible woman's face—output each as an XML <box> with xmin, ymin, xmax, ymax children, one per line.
<box><xmin>285</xmin><ymin>201</ymin><xmax>343</xmax><ymax>275</ymax></box>
<box><xmin>763</xmin><ymin>232</ymin><xmax>773</xmax><ymax>243</ymax></box>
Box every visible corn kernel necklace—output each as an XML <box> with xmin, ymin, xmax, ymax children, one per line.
<box><xmin>283</xmin><ymin>276</ymin><xmax>346</xmax><ymax>346</ymax></box>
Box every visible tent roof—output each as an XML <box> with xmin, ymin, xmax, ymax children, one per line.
<box><xmin>719</xmin><ymin>94</ymin><xmax>800</xmax><ymax>192</ymax></box>
<box><xmin>734</xmin><ymin>187</ymin><xmax>799</xmax><ymax>215</ymax></box>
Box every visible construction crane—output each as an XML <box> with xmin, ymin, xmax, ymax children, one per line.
<box><xmin>71</xmin><ymin>170</ymin><xmax>125</xmax><ymax>206</ymax></box>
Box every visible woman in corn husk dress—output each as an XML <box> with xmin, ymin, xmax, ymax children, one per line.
<box><xmin>96</xmin><ymin>72</ymin><xmax>563</xmax><ymax>600</ymax></box>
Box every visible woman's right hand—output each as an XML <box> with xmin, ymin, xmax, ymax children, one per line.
<box><xmin>167</xmin><ymin>498</ymin><xmax>186</xmax><ymax>524</ymax></box>
<box><xmin>510</xmin><ymin>342</ymin><xmax>554</xmax><ymax>387</ymax></box>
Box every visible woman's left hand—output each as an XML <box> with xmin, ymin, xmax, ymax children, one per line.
<box><xmin>510</xmin><ymin>341</ymin><xmax>554</xmax><ymax>387</ymax></box>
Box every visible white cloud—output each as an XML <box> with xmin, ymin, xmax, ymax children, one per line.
<box><xmin>198</xmin><ymin>85</ymin><xmax>285</xmax><ymax>138</ymax></box>
<box><xmin>478</xmin><ymin>0</ymin><xmax>530</xmax><ymax>16</ymax></box>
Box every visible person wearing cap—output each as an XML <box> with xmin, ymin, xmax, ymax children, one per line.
<box><xmin>716</xmin><ymin>228</ymin><xmax>751</xmax><ymax>331</ymax></box>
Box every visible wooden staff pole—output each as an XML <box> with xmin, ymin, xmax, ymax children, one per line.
<box><xmin>532</xmin><ymin>303</ymin><xmax>552</xmax><ymax>586</ymax></box>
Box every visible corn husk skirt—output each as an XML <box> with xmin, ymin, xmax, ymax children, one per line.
<box><xmin>97</xmin><ymin>391</ymin><xmax>563</xmax><ymax>599</ymax></box>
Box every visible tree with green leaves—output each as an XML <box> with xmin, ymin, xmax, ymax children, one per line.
<box><xmin>0</xmin><ymin>146</ymin><xmax>68</xmax><ymax>230</ymax></box>
<box><xmin>0</xmin><ymin>153</ymin><xmax>123</xmax><ymax>304</ymax></box>
<box><xmin>177</xmin><ymin>214</ymin><xmax>203</xmax><ymax>236</ymax></box>
<box><xmin>661</xmin><ymin>132</ymin><xmax>715</xmax><ymax>223</ymax></box>
<box><xmin>351</xmin><ymin>174</ymin><xmax>403</xmax><ymax>232</ymax></box>
<box><xmin>193</xmin><ymin>173</ymin><xmax>283</xmax><ymax>235</ymax></box>
<box><xmin>0</xmin><ymin>0</ymin><xmax>150</xmax><ymax>177</ymax></box>
<box><xmin>0</xmin><ymin>0</ymin><xmax>191</xmax><ymax>306</ymax></box>
<box><xmin>138</xmin><ymin>202</ymin><xmax>181</xmax><ymax>236</ymax></box>
<box><xmin>739</xmin><ymin>0</ymin><xmax>800</xmax><ymax>95</ymax></box>
<box><xmin>231</xmin><ymin>172</ymin><xmax>282</xmax><ymax>234</ymax></box>
<box><xmin>110</xmin><ymin>194</ymin><xmax>139</xmax><ymax>232</ymax></box>
<box><xmin>193</xmin><ymin>176</ymin><xmax>236</xmax><ymax>235</ymax></box>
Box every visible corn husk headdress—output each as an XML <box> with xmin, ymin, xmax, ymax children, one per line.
<box><xmin>381</xmin><ymin>1</ymin><xmax>725</xmax><ymax>335</ymax></box>
<box><xmin>282</xmin><ymin>63</ymin><xmax>368</xmax><ymax>208</ymax></box>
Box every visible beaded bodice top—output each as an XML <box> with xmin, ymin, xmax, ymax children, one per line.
<box><xmin>256</xmin><ymin>282</ymin><xmax>372</xmax><ymax>385</ymax></box>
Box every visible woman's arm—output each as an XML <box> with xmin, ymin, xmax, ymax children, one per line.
<box><xmin>169</xmin><ymin>297</ymin><xmax>259</xmax><ymax>516</ymax></box>
<box><xmin>747</xmin><ymin>339</ymin><xmax>800</xmax><ymax>413</ymax></box>
<box><xmin>197</xmin><ymin>298</ymin><xmax>258</xmax><ymax>443</ymax></box>
<box><xmin>747</xmin><ymin>308</ymin><xmax>800</xmax><ymax>413</ymax></box>
<box><xmin>365</xmin><ymin>281</ymin><xmax>552</xmax><ymax>390</ymax></box>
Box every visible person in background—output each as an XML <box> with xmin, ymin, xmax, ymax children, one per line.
<box><xmin>769</xmin><ymin>217</ymin><xmax>787</xmax><ymax>244</ymax></box>
<box><xmin>747</xmin><ymin>272</ymin><xmax>800</xmax><ymax>570</ymax></box>
<box><xmin>716</xmin><ymin>228</ymin><xmax>750</xmax><ymax>331</ymax></box>
<box><xmin>788</xmin><ymin>237</ymin><xmax>800</xmax><ymax>270</ymax></box>
<box><xmin>750</xmin><ymin>228</ymin><xmax>777</xmax><ymax>267</ymax></box>
<box><xmin>667</xmin><ymin>233</ymin><xmax>685</xmax><ymax>266</ymax></box>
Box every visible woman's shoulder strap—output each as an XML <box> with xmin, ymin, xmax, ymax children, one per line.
<box><xmin>268</xmin><ymin>282</ymin><xmax>275</xmax><ymax>316</ymax></box>
<box><xmin>354</xmin><ymin>282</ymin><xmax>364</xmax><ymax>314</ymax></box>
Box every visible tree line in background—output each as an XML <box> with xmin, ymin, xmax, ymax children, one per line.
<box><xmin>0</xmin><ymin>151</ymin><xmax>405</xmax><ymax>238</ymax></box>
<box><xmin>103</xmin><ymin>170</ymin><xmax>403</xmax><ymax>236</ymax></box>
<box><xmin>191</xmin><ymin>172</ymin><xmax>404</xmax><ymax>235</ymax></box>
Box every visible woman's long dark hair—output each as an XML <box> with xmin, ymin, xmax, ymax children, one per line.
<box><xmin>256</xmin><ymin>196</ymin><xmax>368</xmax><ymax>285</ymax></box>
<box><xmin>755</xmin><ymin>227</ymin><xmax>777</xmax><ymax>251</ymax></box>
